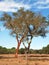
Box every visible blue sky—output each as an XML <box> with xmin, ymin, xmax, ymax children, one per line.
<box><xmin>0</xmin><ymin>0</ymin><xmax>49</xmax><ymax>49</ymax></box>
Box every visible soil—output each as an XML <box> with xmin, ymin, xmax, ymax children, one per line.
<box><xmin>0</xmin><ymin>54</ymin><xmax>49</xmax><ymax>65</ymax></box>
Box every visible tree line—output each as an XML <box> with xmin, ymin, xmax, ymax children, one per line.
<box><xmin>0</xmin><ymin>44</ymin><xmax>49</xmax><ymax>54</ymax></box>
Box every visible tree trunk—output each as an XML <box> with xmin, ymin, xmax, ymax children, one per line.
<box><xmin>15</xmin><ymin>41</ymin><xmax>21</xmax><ymax>57</ymax></box>
<box><xmin>28</xmin><ymin>40</ymin><xmax>31</xmax><ymax>53</ymax></box>
<box><xmin>15</xmin><ymin>35</ymin><xmax>24</xmax><ymax>57</ymax></box>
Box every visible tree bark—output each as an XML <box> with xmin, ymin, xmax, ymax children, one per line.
<box><xmin>28</xmin><ymin>40</ymin><xmax>31</xmax><ymax>53</ymax></box>
<box><xmin>15</xmin><ymin>35</ymin><xmax>24</xmax><ymax>57</ymax></box>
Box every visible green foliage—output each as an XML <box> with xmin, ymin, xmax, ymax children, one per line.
<box><xmin>0</xmin><ymin>46</ymin><xmax>16</xmax><ymax>54</ymax></box>
<box><xmin>0</xmin><ymin>44</ymin><xmax>49</xmax><ymax>54</ymax></box>
<box><xmin>41</xmin><ymin>45</ymin><xmax>49</xmax><ymax>54</ymax></box>
<box><xmin>0</xmin><ymin>46</ymin><xmax>8</xmax><ymax>54</ymax></box>
<box><xmin>10</xmin><ymin>47</ymin><xmax>16</xmax><ymax>54</ymax></box>
<box><xmin>19</xmin><ymin>48</ymin><xmax>25</xmax><ymax>54</ymax></box>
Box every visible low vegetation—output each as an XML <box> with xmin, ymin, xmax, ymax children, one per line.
<box><xmin>0</xmin><ymin>44</ymin><xmax>49</xmax><ymax>54</ymax></box>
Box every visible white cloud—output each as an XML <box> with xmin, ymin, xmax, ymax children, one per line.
<box><xmin>33</xmin><ymin>0</ymin><xmax>49</xmax><ymax>9</ymax></box>
<box><xmin>33</xmin><ymin>0</ymin><xmax>49</xmax><ymax>5</ymax></box>
<box><xmin>0</xmin><ymin>0</ymin><xmax>49</xmax><ymax>12</ymax></box>
<box><xmin>37</xmin><ymin>5</ymin><xmax>49</xmax><ymax>9</ymax></box>
<box><xmin>0</xmin><ymin>1</ymin><xmax>31</xmax><ymax>12</ymax></box>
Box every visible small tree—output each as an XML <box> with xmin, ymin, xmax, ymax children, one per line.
<box><xmin>0</xmin><ymin>8</ymin><xmax>49</xmax><ymax>57</ymax></box>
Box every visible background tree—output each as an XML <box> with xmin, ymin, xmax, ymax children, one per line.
<box><xmin>0</xmin><ymin>8</ymin><xmax>49</xmax><ymax>57</ymax></box>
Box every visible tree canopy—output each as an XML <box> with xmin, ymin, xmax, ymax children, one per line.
<box><xmin>1</xmin><ymin>9</ymin><xmax>49</xmax><ymax>38</ymax></box>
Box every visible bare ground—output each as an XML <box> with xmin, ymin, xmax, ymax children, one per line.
<box><xmin>0</xmin><ymin>54</ymin><xmax>49</xmax><ymax>65</ymax></box>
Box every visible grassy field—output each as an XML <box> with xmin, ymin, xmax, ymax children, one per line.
<box><xmin>0</xmin><ymin>54</ymin><xmax>49</xmax><ymax>65</ymax></box>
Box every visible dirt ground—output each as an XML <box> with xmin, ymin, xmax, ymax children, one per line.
<box><xmin>0</xmin><ymin>54</ymin><xmax>49</xmax><ymax>65</ymax></box>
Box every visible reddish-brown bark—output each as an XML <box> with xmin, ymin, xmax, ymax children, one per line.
<box><xmin>15</xmin><ymin>35</ymin><xmax>24</xmax><ymax>57</ymax></box>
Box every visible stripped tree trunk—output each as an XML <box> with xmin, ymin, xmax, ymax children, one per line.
<box><xmin>23</xmin><ymin>38</ymin><xmax>32</xmax><ymax>65</ymax></box>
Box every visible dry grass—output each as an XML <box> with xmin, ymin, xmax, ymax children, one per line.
<box><xmin>0</xmin><ymin>54</ymin><xmax>49</xmax><ymax>65</ymax></box>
